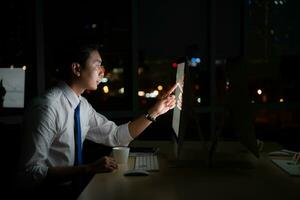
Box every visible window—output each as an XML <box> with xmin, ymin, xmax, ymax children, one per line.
<box><xmin>44</xmin><ymin>0</ymin><xmax>133</xmax><ymax>111</ymax></box>
<box><xmin>0</xmin><ymin>1</ymin><xmax>35</xmax><ymax>113</ymax></box>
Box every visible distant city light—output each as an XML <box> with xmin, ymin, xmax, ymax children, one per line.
<box><xmin>112</xmin><ymin>68</ymin><xmax>124</xmax><ymax>73</ymax></box>
<box><xmin>257</xmin><ymin>89</ymin><xmax>262</xmax><ymax>95</ymax></box>
<box><xmin>91</xmin><ymin>24</ymin><xmax>97</xmax><ymax>29</ymax></box>
<box><xmin>262</xmin><ymin>94</ymin><xmax>268</xmax><ymax>103</ymax></box>
<box><xmin>145</xmin><ymin>90</ymin><xmax>159</xmax><ymax>98</ymax></box>
<box><xmin>190</xmin><ymin>62</ymin><xmax>197</xmax><ymax>67</ymax></box>
<box><xmin>138</xmin><ymin>91</ymin><xmax>145</xmax><ymax>97</ymax></box>
<box><xmin>138</xmin><ymin>67</ymin><xmax>143</xmax><ymax>75</ymax></box>
<box><xmin>215</xmin><ymin>59</ymin><xmax>226</xmax><ymax>65</ymax></box>
<box><xmin>189</xmin><ymin>57</ymin><xmax>201</xmax><ymax>67</ymax></box>
<box><xmin>197</xmin><ymin>97</ymin><xmax>201</xmax><ymax>104</ymax></box>
<box><xmin>103</xmin><ymin>86</ymin><xmax>109</xmax><ymax>94</ymax></box>
<box><xmin>101</xmin><ymin>77</ymin><xmax>108</xmax><ymax>83</ymax></box>
<box><xmin>157</xmin><ymin>85</ymin><xmax>163</xmax><ymax>91</ymax></box>
<box><xmin>22</xmin><ymin>65</ymin><xmax>27</xmax><ymax>71</ymax></box>
<box><xmin>279</xmin><ymin>98</ymin><xmax>284</xmax><ymax>103</ymax></box>
<box><xmin>119</xmin><ymin>87</ymin><xmax>124</xmax><ymax>94</ymax></box>
<box><xmin>226</xmin><ymin>80</ymin><xmax>230</xmax><ymax>90</ymax></box>
<box><xmin>153</xmin><ymin>90</ymin><xmax>159</xmax><ymax>96</ymax></box>
<box><xmin>191</xmin><ymin>57</ymin><xmax>201</xmax><ymax>63</ymax></box>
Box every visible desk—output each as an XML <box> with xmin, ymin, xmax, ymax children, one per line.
<box><xmin>78</xmin><ymin>141</ymin><xmax>300</xmax><ymax>200</ymax></box>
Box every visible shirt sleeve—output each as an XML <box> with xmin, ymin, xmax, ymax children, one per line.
<box><xmin>19</xmin><ymin>101</ymin><xmax>57</xmax><ymax>187</ymax></box>
<box><xmin>85</xmin><ymin>103</ymin><xmax>134</xmax><ymax>147</ymax></box>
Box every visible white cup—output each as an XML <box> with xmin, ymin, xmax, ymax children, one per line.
<box><xmin>112</xmin><ymin>146</ymin><xmax>130</xmax><ymax>164</ymax></box>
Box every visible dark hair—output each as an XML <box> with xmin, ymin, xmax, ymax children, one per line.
<box><xmin>67</xmin><ymin>43</ymin><xmax>101</xmax><ymax>66</ymax></box>
<box><xmin>57</xmin><ymin>42</ymin><xmax>102</xmax><ymax>80</ymax></box>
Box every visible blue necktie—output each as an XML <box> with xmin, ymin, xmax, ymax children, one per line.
<box><xmin>74</xmin><ymin>103</ymin><xmax>82</xmax><ymax>165</ymax></box>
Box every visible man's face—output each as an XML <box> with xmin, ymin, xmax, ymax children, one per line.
<box><xmin>79</xmin><ymin>50</ymin><xmax>105</xmax><ymax>90</ymax></box>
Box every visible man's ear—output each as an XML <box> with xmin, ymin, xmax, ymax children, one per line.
<box><xmin>71</xmin><ymin>63</ymin><xmax>81</xmax><ymax>77</ymax></box>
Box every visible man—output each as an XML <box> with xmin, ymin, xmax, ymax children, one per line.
<box><xmin>0</xmin><ymin>79</ymin><xmax>6</xmax><ymax>108</ymax></box>
<box><xmin>18</xmin><ymin>44</ymin><xmax>176</xmax><ymax>198</ymax></box>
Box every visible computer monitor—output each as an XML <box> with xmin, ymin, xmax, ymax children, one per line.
<box><xmin>172</xmin><ymin>60</ymin><xmax>197</xmax><ymax>160</ymax></box>
<box><xmin>171</xmin><ymin>58</ymin><xmax>259</xmax><ymax>165</ymax></box>
<box><xmin>224</xmin><ymin>58</ymin><xmax>260</xmax><ymax>158</ymax></box>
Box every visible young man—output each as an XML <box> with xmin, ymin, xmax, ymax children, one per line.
<box><xmin>17</xmin><ymin>44</ymin><xmax>176</xmax><ymax>198</ymax></box>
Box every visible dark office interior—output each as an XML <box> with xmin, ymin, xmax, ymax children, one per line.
<box><xmin>0</xmin><ymin>0</ymin><xmax>299</xmax><ymax>199</ymax></box>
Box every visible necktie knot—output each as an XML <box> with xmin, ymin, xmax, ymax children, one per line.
<box><xmin>75</xmin><ymin>102</ymin><xmax>80</xmax><ymax>114</ymax></box>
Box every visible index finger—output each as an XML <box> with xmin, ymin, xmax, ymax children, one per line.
<box><xmin>167</xmin><ymin>83</ymin><xmax>178</xmax><ymax>95</ymax></box>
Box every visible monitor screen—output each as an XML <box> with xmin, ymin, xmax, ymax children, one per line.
<box><xmin>170</xmin><ymin>61</ymin><xmax>204</xmax><ymax>161</ymax></box>
<box><xmin>171</xmin><ymin>61</ymin><xmax>189</xmax><ymax>160</ymax></box>
<box><xmin>172</xmin><ymin>62</ymin><xmax>185</xmax><ymax>139</ymax></box>
<box><xmin>0</xmin><ymin>68</ymin><xmax>25</xmax><ymax>108</ymax></box>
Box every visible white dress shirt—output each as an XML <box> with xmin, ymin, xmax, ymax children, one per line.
<box><xmin>19</xmin><ymin>82</ymin><xmax>133</xmax><ymax>184</ymax></box>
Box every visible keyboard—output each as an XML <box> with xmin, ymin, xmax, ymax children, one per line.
<box><xmin>133</xmin><ymin>153</ymin><xmax>159</xmax><ymax>172</ymax></box>
<box><xmin>271</xmin><ymin>159</ymin><xmax>300</xmax><ymax>176</ymax></box>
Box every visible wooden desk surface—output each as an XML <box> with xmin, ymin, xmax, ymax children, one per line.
<box><xmin>78</xmin><ymin>141</ymin><xmax>300</xmax><ymax>200</ymax></box>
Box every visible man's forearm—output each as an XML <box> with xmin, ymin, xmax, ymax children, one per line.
<box><xmin>128</xmin><ymin>113</ymin><xmax>155</xmax><ymax>138</ymax></box>
<box><xmin>128</xmin><ymin>90</ymin><xmax>176</xmax><ymax>138</ymax></box>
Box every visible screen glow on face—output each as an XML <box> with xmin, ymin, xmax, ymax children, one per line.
<box><xmin>82</xmin><ymin>51</ymin><xmax>105</xmax><ymax>90</ymax></box>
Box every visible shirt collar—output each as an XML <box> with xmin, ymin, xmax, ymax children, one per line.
<box><xmin>59</xmin><ymin>81</ymin><xmax>81</xmax><ymax>110</ymax></box>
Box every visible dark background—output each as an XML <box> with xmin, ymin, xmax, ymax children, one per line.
<box><xmin>0</xmin><ymin>0</ymin><xmax>300</xmax><ymax>195</ymax></box>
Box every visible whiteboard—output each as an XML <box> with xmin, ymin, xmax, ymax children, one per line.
<box><xmin>0</xmin><ymin>68</ymin><xmax>25</xmax><ymax>108</ymax></box>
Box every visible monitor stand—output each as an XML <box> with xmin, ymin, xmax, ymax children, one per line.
<box><xmin>168</xmin><ymin>141</ymin><xmax>208</xmax><ymax>168</ymax></box>
<box><xmin>172</xmin><ymin>104</ymin><xmax>210</xmax><ymax>165</ymax></box>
